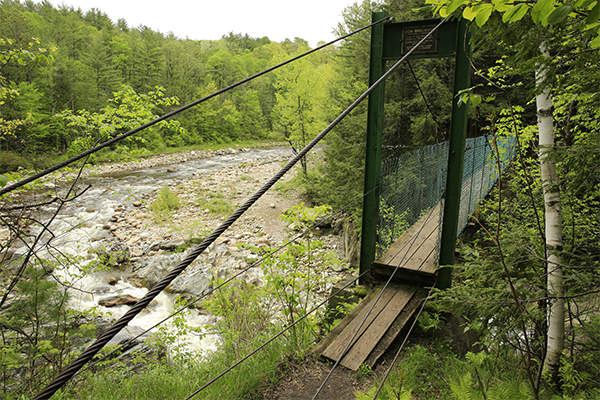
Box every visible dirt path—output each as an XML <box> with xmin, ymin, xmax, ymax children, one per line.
<box><xmin>259</xmin><ymin>355</ymin><xmax>380</xmax><ymax>400</ymax></box>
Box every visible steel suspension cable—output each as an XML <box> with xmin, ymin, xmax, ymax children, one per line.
<box><xmin>34</xmin><ymin>19</ymin><xmax>403</xmax><ymax>400</ymax></box>
<box><xmin>185</xmin><ymin>17</ymin><xmax>449</xmax><ymax>398</ymax></box>
<box><xmin>0</xmin><ymin>16</ymin><xmax>390</xmax><ymax>198</ymax></box>
<box><xmin>310</xmin><ymin>19</ymin><xmax>449</xmax><ymax>399</ymax></box>
<box><xmin>312</xmin><ymin>194</ymin><xmax>444</xmax><ymax>400</ymax></box>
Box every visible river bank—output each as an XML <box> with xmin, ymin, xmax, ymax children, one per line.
<box><xmin>2</xmin><ymin>145</ymin><xmax>352</xmax><ymax>357</ymax></box>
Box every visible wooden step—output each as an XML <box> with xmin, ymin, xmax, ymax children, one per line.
<box><xmin>318</xmin><ymin>284</ymin><xmax>421</xmax><ymax>371</ymax></box>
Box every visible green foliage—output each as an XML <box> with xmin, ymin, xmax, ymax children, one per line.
<box><xmin>377</xmin><ymin>204</ymin><xmax>409</xmax><ymax>256</ymax></box>
<box><xmin>149</xmin><ymin>185</ymin><xmax>180</xmax><ymax>221</ymax></box>
<box><xmin>0</xmin><ymin>150</ymin><xmax>27</xmax><ymax>173</ymax></box>
<box><xmin>279</xmin><ymin>202</ymin><xmax>332</xmax><ymax>230</ymax></box>
<box><xmin>428</xmin><ymin>0</ymin><xmax>600</xmax><ymax>47</ymax></box>
<box><xmin>356</xmin><ymin>345</ymin><xmax>600</xmax><ymax>400</ymax></box>
<box><xmin>196</xmin><ymin>192</ymin><xmax>233</xmax><ymax>217</ymax></box>
<box><xmin>0</xmin><ymin>34</ymin><xmax>55</xmax><ymax>150</ymax></box>
<box><xmin>431</xmin><ymin>99</ymin><xmax>599</xmax><ymax>396</ymax></box>
<box><xmin>0</xmin><ymin>1</ymin><xmax>327</xmax><ymax>156</ymax></box>
<box><xmin>0</xmin><ymin>264</ymin><xmax>97</xmax><ymax>397</ymax></box>
<box><xmin>203</xmin><ymin>279</ymin><xmax>278</xmax><ymax>358</ymax></box>
<box><xmin>417</xmin><ymin>310</ymin><xmax>442</xmax><ymax>332</ymax></box>
<box><xmin>273</xmin><ymin>47</ymin><xmax>334</xmax><ymax>177</ymax></box>
<box><xmin>60</xmin><ymin>85</ymin><xmax>187</xmax><ymax>154</ymax></box>
<box><xmin>356</xmin><ymin>363</ymin><xmax>374</xmax><ymax>380</ymax></box>
<box><xmin>64</xmin><ymin>200</ymin><xmax>342</xmax><ymax>399</ymax></box>
<box><xmin>147</xmin><ymin>296</ymin><xmax>203</xmax><ymax>363</ymax></box>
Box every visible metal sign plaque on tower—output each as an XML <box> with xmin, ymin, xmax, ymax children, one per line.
<box><xmin>359</xmin><ymin>13</ymin><xmax>471</xmax><ymax>289</ymax></box>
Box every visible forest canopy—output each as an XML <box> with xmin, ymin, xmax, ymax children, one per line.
<box><xmin>0</xmin><ymin>0</ymin><xmax>338</xmax><ymax>166</ymax></box>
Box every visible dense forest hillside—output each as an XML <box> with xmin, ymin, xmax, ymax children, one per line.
<box><xmin>0</xmin><ymin>0</ymin><xmax>339</xmax><ymax>163</ymax></box>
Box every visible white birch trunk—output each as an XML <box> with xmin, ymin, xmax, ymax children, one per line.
<box><xmin>536</xmin><ymin>42</ymin><xmax>564</xmax><ymax>378</ymax></box>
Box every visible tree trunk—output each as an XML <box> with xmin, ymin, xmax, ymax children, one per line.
<box><xmin>536</xmin><ymin>42</ymin><xmax>564</xmax><ymax>380</ymax></box>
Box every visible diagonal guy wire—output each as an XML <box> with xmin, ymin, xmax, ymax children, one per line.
<box><xmin>74</xmin><ymin>186</ymin><xmax>374</xmax><ymax>378</ymax></box>
<box><xmin>183</xmin><ymin>269</ymin><xmax>373</xmax><ymax>400</ymax></box>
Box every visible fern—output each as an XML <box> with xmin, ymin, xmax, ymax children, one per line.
<box><xmin>450</xmin><ymin>372</ymin><xmax>474</xmax><ymax>400</ymax></box>
<box><xmin>355</xmin><ymin>387</ymin><xmax>383</xmax><ymax>400</ymax></box>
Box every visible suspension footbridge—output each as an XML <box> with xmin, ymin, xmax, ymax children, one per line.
<box><xmin>0</xmin><ymin>14</ymin><xmax>515</xmax><ymax>400</ymax></box>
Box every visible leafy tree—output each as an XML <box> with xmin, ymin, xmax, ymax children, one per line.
<box><xmin>59</xmin><ymin>85</ymin><xmax>187</xmax><ymax>155</ymax></box>
<box><xmin>84</xmin><ymin>34</ymin><xmax>121</xmax><ymax>109</ymax></box>
<box><xmin>206</xmin><ymin>49</ymin><xmax>244</xmax><ymax>90</ymax></box>
<box><xmin>273</xmin><ymin>47</ymin><xmax>334</xmax><ymax>178</ymax></box>
<box><xmin>0</xmin><ymin>35</ymin><xmax>54</xmax><ymax>152</ymax></box>
<box><xmin>222</xmin><ymin>31</ymin><xmax>271</xmax><ymax>54</ymax></box>
<box><xmin>108</xmin><ymin>34</ymin><xmax>132</xmax><ymax>81</ymax></box>
<box><xmin>309</xmin><ymin>0</ymin><xmax>376</xmax><ymax>212</ymax></box>
<box><xmin>412</xmin><ymin>0</ymin><xmax>599</xmax><ymax>390</ymax></box>
<box><xmin>130</xmin><ymin>27</ymin><xmax>164</xmax><ymax>92</ymax></box>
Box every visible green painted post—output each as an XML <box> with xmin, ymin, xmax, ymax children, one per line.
<box><xmin>438</xmin><ymin>19</ymin><xmax>471</xmax><ymax>289</ymax></box>
<box><xmin>359</xmin><ymin>11</ymin><xmax>388</xmax><ymax>285</ymax></box>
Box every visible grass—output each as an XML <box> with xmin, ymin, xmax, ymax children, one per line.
<box><xmin>197</xmin><ymin>192</ymin><xmax>233</xmax><ymax>216</ymax></box>
<box><xmin>61</xmin><ymin>341</ymin><xmax>288</xmax><ymax>399</ymax></box>
<box><xmin>149</xmin><ymin>185</ymin><xmax>181</xmax><ymax>222</ymax></box>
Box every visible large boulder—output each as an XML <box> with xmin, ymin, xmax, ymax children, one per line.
<box><xmin>168</xmin><ymin>262</ymin><xmax>212</xmax><ymax>298</ymax></box>
<box><xmin>98</xmin><ymin>294</ymin><xmax>139</xmax><ymax>307</ymax></box>
<box><xmin>130</xmin><ymin>253</ymin><xmax>182</xmax><ymax>288</ymax></box>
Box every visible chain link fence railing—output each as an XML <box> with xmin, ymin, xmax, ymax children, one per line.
<box><xmin>377</xmin><ymin>134</ymin><xmax>516</xmax><ymax>260</ymax></box>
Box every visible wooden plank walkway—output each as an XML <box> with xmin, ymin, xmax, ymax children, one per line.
<box><xmin>319</xmin><ymin>285</ymin><xmax>420</xmax><ymax>371</ymax></box>
<box><xmin>316</xmin><ymin>147</ymin><xmax>498</xmax><ymax>371</ymax></box>
<box><xmin>317</xmin><ymin>206</ymin><xmax>442</xmax><ymax>370</ymax></box>
<box><xmin>372</xmin><ymin>202</ymin><xmax>442</xmax><ymax>285</ymax></box>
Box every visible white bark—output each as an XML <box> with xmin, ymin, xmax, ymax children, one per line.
<box><xmin>536</xmin><ymin>42</ymin><xmax>564</xmax><ymax>377</ymax></box>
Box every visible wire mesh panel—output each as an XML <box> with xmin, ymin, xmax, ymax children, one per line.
<box><xmin>457</xmin><ymin>135</ymin><xmax>516</xmax><ymax>235</ymax></box>
<box><xmin>377</xmin><ymin>134</ymin><xmax>515</xmax><ymax>260</ymax></box>
<box><xmin>377</xmin><ymin>142</ymin><xmax>449</xmax><ymax>258</ymax></box>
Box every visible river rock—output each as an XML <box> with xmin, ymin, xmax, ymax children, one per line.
<box><xmin>95</xmin><ymin>242</ymin><xmax>131</xmax><ymax>267</ymax></box>
<box><xmin>92</xmin><ymin>228</ymin><xmax>112</xmax><ymax>241</ymax></box>
<box><xmin>93</xmin><ymin>285</ymin><xmax>115</xmax><ymax>295</ymax></box>
<box><xmin>105</xmin><ymin>275</ymin><xmax>119</xmax><ymax>285</ymax></box>
<box><xmin>158</xmin><ymin>238</ymin><xmax>185</xmax><ymax>250</ymax></box>
<box><xmin>125</xmin><ymin>275</ymin><xmax>147</xmax><ymax>288</ymax></box>
<box><xmin>169</xmin><ymin>265</ymin><xmax>212</xmax><ymax>297</ymax></box>
<box><xmin>98</xmin><ymin>294</ymin><xmax>139</xmax><ymax>307</ymax></box>
<box><xmin>131</xmin><ymin>253</ymin><xmax>182</xmax><ymax>288</ymax></box>
<box><xmin>0</xmin><ymin>228</ymin><xmax>9</xmax><ymax>242</ymax></box>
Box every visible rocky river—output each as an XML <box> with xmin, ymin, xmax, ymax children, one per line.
<box><xmin>1</xmin><ymin>146</ymin><xmax>355</xmax><ymax>357</ymax></box>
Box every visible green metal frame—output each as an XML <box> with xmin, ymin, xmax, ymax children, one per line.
<box><xmin>359</xmin><ymin>16</ymin><xmax>471</xmax><ymax>288</ymax></box>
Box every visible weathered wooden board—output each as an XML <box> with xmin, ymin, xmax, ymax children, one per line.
<box><xmin>375</xmin><ymin>202</ymin><xmax>442</xmax><ymax>274</ymax></box>
<box><xmin>313</xmin><ymin>290</ymin><xmax>378</xmax><ymax>356</ymax></box>
<box><xmin>364</xmin><ymin>288</ymin><xmax>426</xmax><ymax>367</ymax></box>
<box><xmin>321</xmin><ymin>285</ymin><xmax>417</xmax><ymax>371</ymax></box>
<box><xmin>322</xmin><ymin>288</ymin><xmax>396</xmax><ymax>363</ymax></box>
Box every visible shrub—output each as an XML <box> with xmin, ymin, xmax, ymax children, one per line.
<box><xmin>150</xmin><ymin>185</ymin><xmax>181</xmax><ymax>221</ymax></box>
<box><xmin>0</xmin><ymin>151</ymin><xmax>28</xmax><ymax>173</ymax></box>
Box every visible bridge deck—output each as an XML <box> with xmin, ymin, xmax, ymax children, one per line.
<box><xmin>372</xmin><ymin>202</ymin><xmax>441</xmax><ymax>286</ymax></box>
